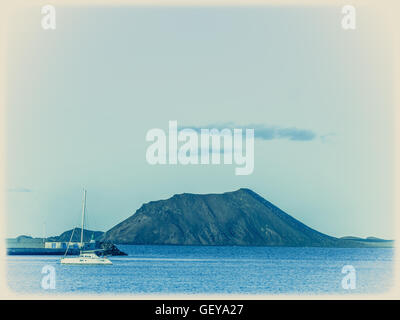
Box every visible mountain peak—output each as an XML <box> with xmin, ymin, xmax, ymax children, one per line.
<box><xmin>102</xmin><ymin>188</ymin><xmax>347</xmax><ymax>247</ymax></box>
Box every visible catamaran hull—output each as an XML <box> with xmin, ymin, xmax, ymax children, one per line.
<box><xmin>60</xmin><ymin>257</ymin><xmax>112</xmax><ymax>265</ymax></box>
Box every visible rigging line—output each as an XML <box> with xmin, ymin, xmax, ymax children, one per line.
<box><xmin>86</xmin><ymin>204</ymin><xmax>89</xmax><ymax>231</ymax></box>
<box><xmin>63</xmin><ymin>227</ymin><xmax>76</xmax><ymax>258</ymax></box>
<box><xmin>85</xmin><ymin>205</ymin><xmax>89</xmax><ymax>242</ymax></box>
<box><xmin>86</xmin><ymin>206</ymin><xmax>94</xmax><ymax>240</ymax></box>
<box><xmin>85</xmin><ymin>205</ymin><xmax>96</xmax><ymax>241</ymax></box>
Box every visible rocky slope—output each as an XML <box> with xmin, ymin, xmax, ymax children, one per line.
<box><xmin>101</xmin><ymin>188</ymin><xmax>380</xmax><ymax>247</ymax></box>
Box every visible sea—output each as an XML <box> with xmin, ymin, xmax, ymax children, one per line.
<box><xmin>6</xmin><ymin>245</ymin><xmax>395</xmax><ymax>295</ymax></box>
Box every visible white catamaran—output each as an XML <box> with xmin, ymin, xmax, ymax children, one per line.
<box><xmin>61</xmin><ymin>189</ymin><xmax>112</xmax><ymax>265</ymax></box>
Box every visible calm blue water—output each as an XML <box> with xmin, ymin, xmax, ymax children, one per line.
<box><xmin>6</xmin><ymin>245</ymin><xmax>395</xmax><ymax>295</ymax></box>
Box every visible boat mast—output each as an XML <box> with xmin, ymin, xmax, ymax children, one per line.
<box><xmin>80</xmin><ymin>189</ymin><xmax>87</xmax><ymax>249</ymax></box>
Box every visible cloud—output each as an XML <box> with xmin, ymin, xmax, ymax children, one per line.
<box><xmin>274</xmin><ymin>127</ymin><xmax>316</xmax><ymax>141</ymax></box>
<box><xmin>7</xmin><ymin>187</ymin><xmax>32</xmax><ymax>193</ymax></box>
<box><xmin>180</xmin><ymin>123</ymin><xmax>317</xmax><ymax>142</ymax></box>
<box><xmin>320</xmin><ymin>133</ymin><xmax>336</xmax><ymax>143</ymax></box>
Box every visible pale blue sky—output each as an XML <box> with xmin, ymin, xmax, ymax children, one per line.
<box><xmin>5</xmin><ymin>6</ymin><xmax>395</xmax><ymax>239</ymax></box>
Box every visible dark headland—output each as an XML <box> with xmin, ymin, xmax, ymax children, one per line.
<box><xmin>100</xmin><ymin>188</ymin><xmax>393</xmax><ymax>248</ymax></box>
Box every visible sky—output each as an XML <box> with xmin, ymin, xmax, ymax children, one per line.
<box><xmin>4</xmin><ymin>6</ymin><xmax>395</xmax><ymax>239</ymax></box>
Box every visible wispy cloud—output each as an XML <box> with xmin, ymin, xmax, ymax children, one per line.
<box><xmin>7</xmin><ymin>187</ymin><xmax>32</xmax><ymax>193</ymax></box>
<box><xmin>320</xmin><ymin>133</ymin><xmax>336</xmax><ymax>143</ymax></box>
<box><xmin>180</xmin><ymin>123</ymin><xmax>317</xmax><ymax>142</ymax></box>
